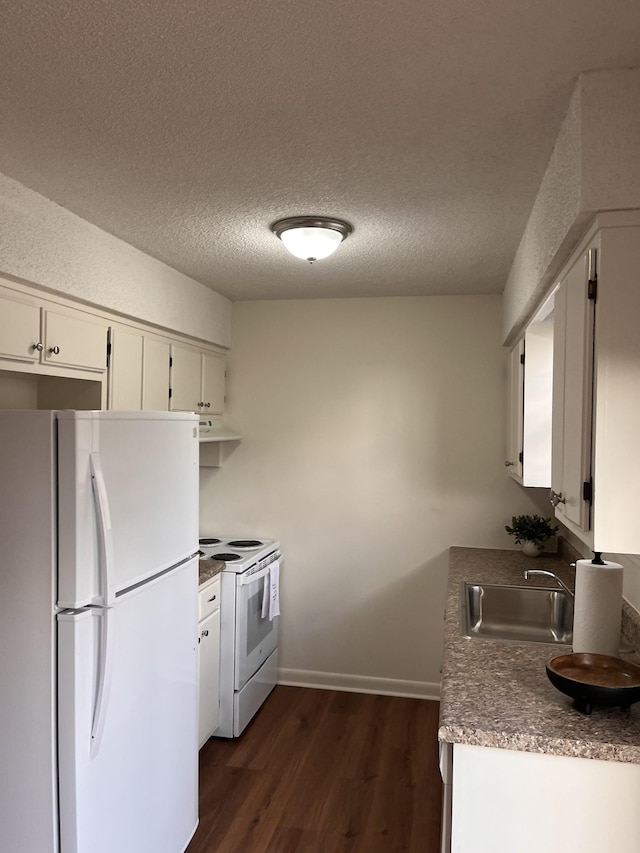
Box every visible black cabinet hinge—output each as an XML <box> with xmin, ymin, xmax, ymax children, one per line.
<box><xmin>106</xmin><ymin>340</ymin><xmax>112</xmax><ymax>368</ymax></box>
<box><xmin>169</xmin><ymin>356</ymin><xmax>173</xmax><ymax>368</ymax></box>
<box><xmin>168</xmin><ymin>388</ymin><xmax>172</xmax><ymax>399</ymax></box>
<box><xmin>518</xmin><ymin>451</ymin><xmax>524</xmax><ymax>464</ymax></box>
<box><xmin>587</xmin><ymin>248</ymin><xmax>598</xmax><ymax>301</ymax></box>
<box><xmin>583</xmin><ymin>479</ymin><xmax>593</xmax><ymax>503</ymax></box>
<box><xmin>520</xmin><ymin>352</ymin><xmax>525</xmax><ymax>365</ymax></box>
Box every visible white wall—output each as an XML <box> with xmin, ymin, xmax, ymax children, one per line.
<box><xmin>503</xmin><ymin>67</ymin><xmax>640</xmax><ymax>344</ymax></box>
<box><xmin>200</xmin><ymin>295</ymin><xmax>549</xmax><ymax>696</ymax></box>
<box><xmin>0</xmin><ymin>172</ymin><xmax>231</xmax><ymax>346</ymax></box>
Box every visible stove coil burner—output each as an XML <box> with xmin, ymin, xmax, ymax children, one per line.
<box><xmin>212</xmin><ymin>552</ymin><xmax>242</xmax><ymax>562</ymax></box>
<box><xmin>227</xmin><ymin>539</ymin><xmax>264</xmax><ymax>549</ymax></box>
<box><xmin>199</xmin><ymin>538</ymin><xmax>222</xmax><ymax>546</ymax></box>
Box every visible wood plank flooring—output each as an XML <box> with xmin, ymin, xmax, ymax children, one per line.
<box><xmin>187</xmin><ymin>686</ymin><xmax>443</xmax><ymax>853</ymax></box>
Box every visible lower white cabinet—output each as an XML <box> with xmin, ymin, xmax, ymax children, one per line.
<box><xmin>198</xmin><ymin>576</ymin><xmax>221</xmax><ymax>748</ymax></box>
<box><xmin>450</xmin><ymin>743</ymin><xmax>640</xmax><ymax>853</ymax></box>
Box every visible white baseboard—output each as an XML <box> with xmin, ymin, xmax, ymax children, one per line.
<box><xmin>277</xmin><ymin>668</ymin><xmax>440</xmax><ymax>700</ymax></box>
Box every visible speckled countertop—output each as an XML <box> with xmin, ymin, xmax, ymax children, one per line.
<box><xmin>438</xmin><ymin>546</ymin><xmax>640</xmax><ymax>764</ymax></box>
<box><xmin>198</xmin><ymin>559</ymin><xmax>225</xmax><ymax>586</ymax></box>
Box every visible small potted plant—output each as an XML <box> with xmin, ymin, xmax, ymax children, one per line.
<box><xmin>505</xmin><ymin>514</ymin><xmax>559</xmax><ymax>556</ymax></box>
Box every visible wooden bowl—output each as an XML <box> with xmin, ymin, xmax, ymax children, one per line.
<box><xmin>546</xmin><ymin>652</ymin><xmax>640</xmax><ymax>715</ymax></box>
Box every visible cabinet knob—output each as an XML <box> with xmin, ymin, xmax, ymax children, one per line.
<box><xmin>550</xmin><ymin>489</ymin><xmax>565</xmax><ymax>507</ymax></box>
<box><xmin>198</xmin><ymin>401</ymin><xmax>204</xmax><ymax>408</ymax></box>
<box><xmin>205</xmin><ymin>402</ymin><xmax>211</xmax><ymax>408</ymax></box>
<box><xmin>504</xmin><ymin>460</ymin><xmax>514</xmax><ymax>468</ymax></box>
<box><xmin>202</xmin><ymin>629</ymin><xmax>209</xmax><ymax>638</ymax></box>
<box><xmin>49</xmin><ymin>345</ymin><xmax>60</xmax><ymax>355</ymax></box>
<box><xmin>32</xmin><ymin>342</ymin><xmax>44</xmax><ymax>352</ymax></box>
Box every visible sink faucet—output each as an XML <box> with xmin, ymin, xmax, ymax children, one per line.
<box><xmin>524</xmin><ymin>569</ymin><xmax>574</xmax><ymax>599</ymax></box>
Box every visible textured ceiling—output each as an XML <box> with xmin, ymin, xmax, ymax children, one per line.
<box><xmin>1</xmin><ymin>1</ymin><xmax>640</xmax><ymax>302</ymax></box>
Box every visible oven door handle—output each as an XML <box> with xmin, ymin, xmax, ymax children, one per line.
<box><xmin>239</xmin><ymin>566</ymin><xmax>271</xmax><ymax>586</ymax></box>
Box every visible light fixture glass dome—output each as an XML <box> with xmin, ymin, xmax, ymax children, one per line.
<box><xmin>280</xmin><ymin>226</ymin><xmax>343</xmax><ymax>261</ymax></box>
<box><xmin>271</xmin><ymin>217</ymin><xmax>353</xmax><ymax>262</ymax></box>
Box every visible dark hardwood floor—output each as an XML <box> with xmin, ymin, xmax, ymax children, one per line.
<box><xmin>187</xmin><ymin>686</ymin><xmax>443</xmax><ymax>853</ymax></box>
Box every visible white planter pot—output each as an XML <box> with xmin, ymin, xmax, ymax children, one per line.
<box><xmin>522</xmin><ymin>540</ymin><xmax>543</xmax><ymax>557</ymax></box>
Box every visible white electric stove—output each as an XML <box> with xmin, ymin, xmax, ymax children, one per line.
<box><xmin>198</xmin><ymin>536</ymin><xmax>281</xmax><ymax>737</ymax></box>
<box><xmin>198</xmin><ymin>537</ymin><xmax>280</xmax><ymax>573</ymax></box>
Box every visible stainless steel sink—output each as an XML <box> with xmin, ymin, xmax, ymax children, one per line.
<box><xmin>460</xmin><ymin>582</ymin><xmax>573</xmax><ymax>644</ymax></box>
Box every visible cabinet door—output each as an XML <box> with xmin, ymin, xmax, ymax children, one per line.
<box><xmin>170</xmin><ymin>344</ymin><xmax>201</xmax><ymax>412</ymax></box>
<box><xmin>0</xmin><ymin>291</ymin><xmax>42</xmax><ymax>365</ymax></box>
<box><xmin>452</xmin><ymin>743</ymin><xmax>640</xmax><ymax>853</ymax></box>
<box><xmin>142</xmin><ymin>337</ymin><xmax>170</xmax><ymax>410</ymax></box>
<box><xmin>591</xmin><ymin>226</ymin><xmax>640</xmax><ymax>553</ymax></box>
<box><xmin>505</xmin><ymin>340</ymin><xmax>524</xmax><ymax>481</ymax></box>
<box><xmin>198</xmin><ymin>608</ymin><xmax>220</xmax><ymax>747</ymax></box>
<box><xmin>43</xmin><ymin>308</ymin><xmax>109</xmax><ymax>373</ymax></box>
<box><xmin>108</xmin><ymin>327</ymin><xmax>143</xmax><ymax>410</ymax></box>
<box><xmin>201</xmin><ymin>351</ymin><xmax>225</xmax><ymax>414</ymax></box>
<box><xmin>551</xmin><ymin>249</ymin><xmax>594</xmax><ymax>532</ymax></box>
<box><xmin>142</xmin><ymin>336</ymin><xmax>171</xmax><ymax>412</ymax></box>
<box><xmin>522</xmin><ymin>319</ymin><xmax>553</xmax><ymax>488</ymax></box>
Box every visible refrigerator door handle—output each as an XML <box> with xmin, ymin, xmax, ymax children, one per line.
<box><xmin>90</xmin><ymin>606</ymin><xmax>114</xmax><ymax>759</ymax></box>
<box><xmin>90</xmin><ymin>451</ymin><xmax>115</xmax><ymax>607</ymax></box>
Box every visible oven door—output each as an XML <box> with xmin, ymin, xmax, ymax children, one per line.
<box><xmin>234</xmin><ymin>566</ymin><xmax>279</xmax><ymax>690</ymax></box>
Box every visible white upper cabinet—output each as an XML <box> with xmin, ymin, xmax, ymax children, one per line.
<box><xmin>0</xmin><ymin>292</ymin><xmax>42</xmax><ymax>365</ymax></box>
<box><xmin>505</xmin><ymin>307</ymin><xmax>553</xmax><ymax>488</ymax></box>
<box><xmin>42</xmin><ymin>308</ymin><xmax>108</xmax><ymax>372</ymax></box>
<box><xmin>522</xmin><ymin>304</ymin><xmax>553</xmax><ymax>488</ymax></box>
<box><xmin>551</xmin><ymin>249</ymin><xmax>594</xmax><ymax>533</ymax></box>
<box><xmin>0</xmin><ymin>284</ymin><xmax>108</xmax><ymax>375</ymax></box>
<box><xmin>108</xmin><ymin>327</ymin><xmax>143</xmax><ymax>410</ymax></box>
<box><xmin>201</xmin><ymin>351</ymin><xmax>225</xmax><ymax>414</ymax></box>
<box><xmin>170</xmin><ymin>343</ymin><xmax>225</xmax><ymax>414</ymax></box>
<box><xmin>0</xmin><ymin>279</ymin><xmax>225</xmax><ymax>417</ymax></box>
<box><xmin>142</xmin><ymin>337</ymin><xmax>171</xmax><ymax>410</ymax></box>
<box><xmin>505</xmin><ymin>340</ymin><xmax>524</xmax><ymax>481</ymax></box>
<box><xmin>108</xmin><ymin>326</ymin><xmax>171</xmax><ymax>411</ymax></box>
<box><xmin>169</xmin><ymin>344</ymin><xmax>201</xmax><ymax>412</ymax></box>
<box><xmin>551</xmin><ymin>214</ymin><xmax>640</xmax><ymax>553</ymax></box>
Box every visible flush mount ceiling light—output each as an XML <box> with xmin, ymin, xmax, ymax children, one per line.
<box><xmin>271</xmin><ymin>216</ymin><xmax>353</xmax><ymax>262</ymax></box>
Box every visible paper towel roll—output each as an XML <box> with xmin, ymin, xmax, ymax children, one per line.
<box><xmin>572</xmin><ymin>558</ymin><xmax>623</xmax><ymax>656</ymax></box>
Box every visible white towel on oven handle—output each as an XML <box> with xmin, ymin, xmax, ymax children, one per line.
<box><xmin>261</xmin><ymin>560</ymin><xmax>280</xmax><ymax>621</ymax></box>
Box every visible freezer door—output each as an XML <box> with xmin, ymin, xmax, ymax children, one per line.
<box><xmin>57</xmin><ymin>559</ymin><xmax>199</xmax><ymax>853</ymax></box>
<box><xmin>57</xmin><ymin>410</ymin><xmax>198</xmax><ymax>607</ymax></box>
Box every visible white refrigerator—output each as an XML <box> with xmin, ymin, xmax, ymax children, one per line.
<box><xmin>0</xmin><ymin>410</ymin><xmax>200</xmax><ymax>853</ymax></box>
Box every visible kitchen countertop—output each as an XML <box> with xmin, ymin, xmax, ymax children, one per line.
<box><xmin>438</xmin><ymin>546</ymin><xmax>640</xmax><ymax>764</ymax></box>
<box><xmin>198</xmin><ymin>558</ymin><xmax>225</xmax><ymax>586</ymax></box>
